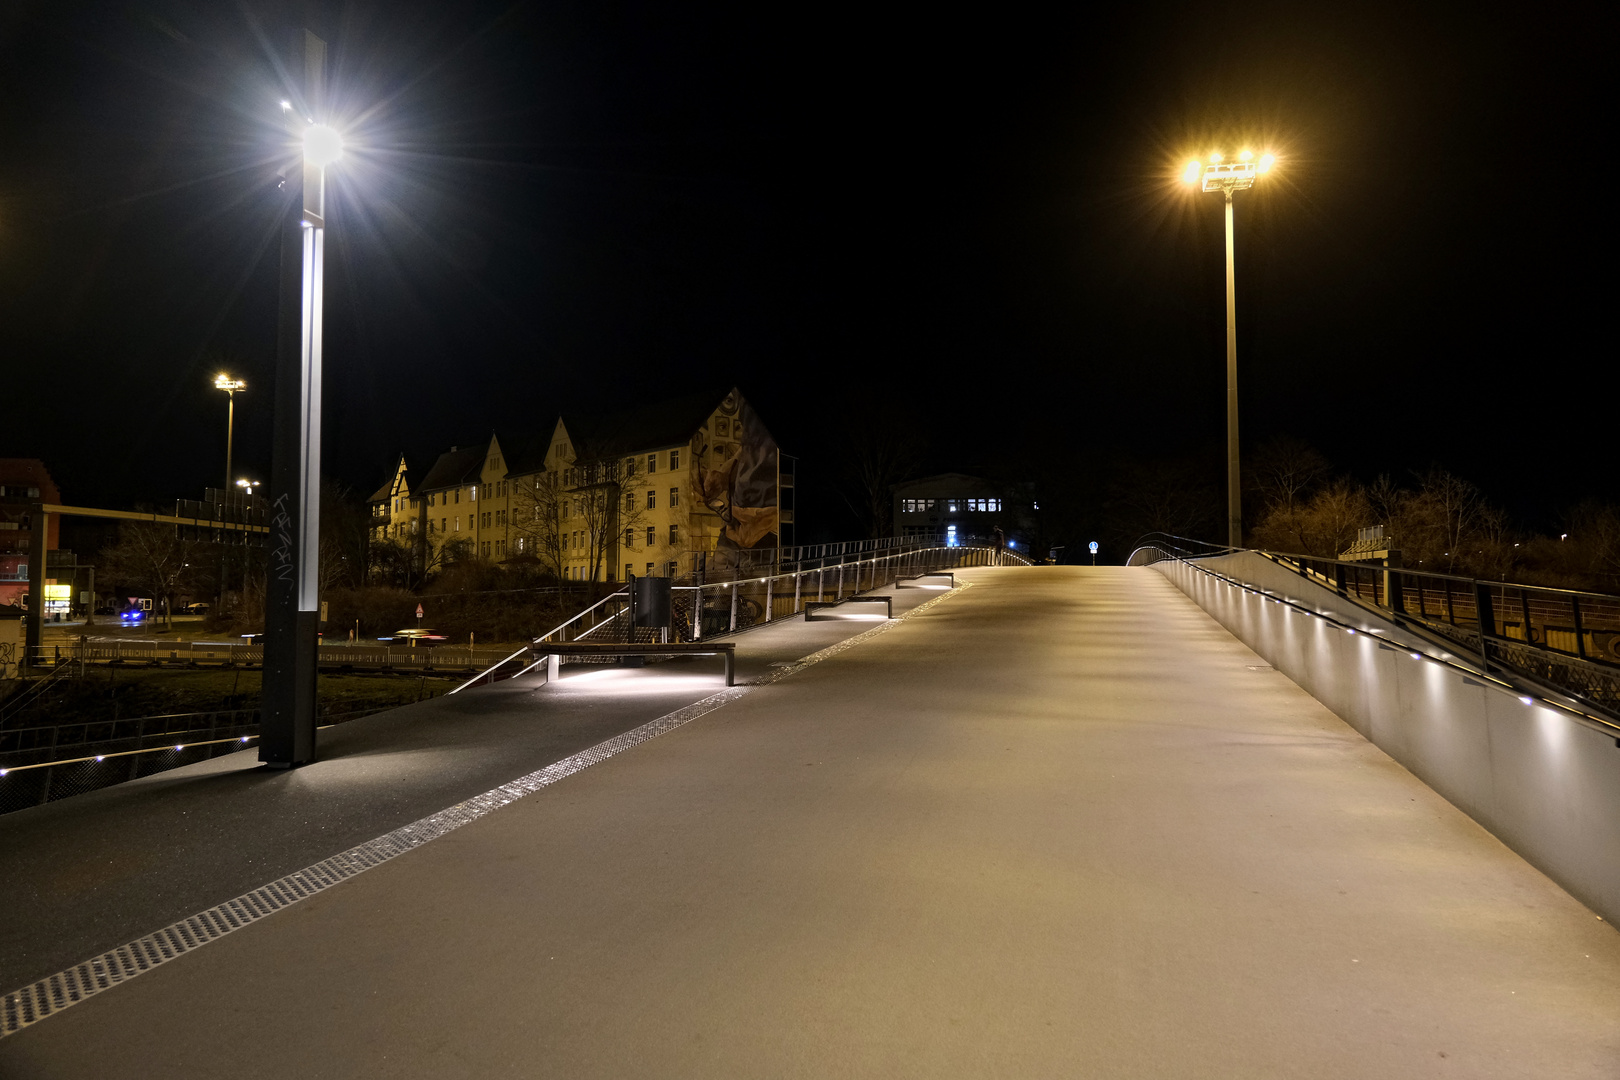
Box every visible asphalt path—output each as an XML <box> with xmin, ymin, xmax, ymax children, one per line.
<box><xmin>3</xmin><ymin>567</ymin><xmax>1618</xmax><ymax>1078</ymax></box>
<box><xmin>0</xmin><ymin>588</ymin><xmax>919</xmax><ymax>993</ymax></box>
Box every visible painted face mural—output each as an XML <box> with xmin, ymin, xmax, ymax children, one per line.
<box><xmin>692</xmin><ymin>391</ymin><xmax>778</xmax><ymax>568</ymax></box>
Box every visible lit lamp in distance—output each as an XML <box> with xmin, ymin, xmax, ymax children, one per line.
<box><xmin>1182</xmin><ymin>148</ymin><xmax>1277</xmax><ymax>549</ymax></box>
<box><xmin>214</xmin><ymin>374</ymin><xmax>246</xmax><ymax>497</ymax></box>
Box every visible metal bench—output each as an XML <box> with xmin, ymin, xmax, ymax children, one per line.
<box><xmin>896</xmin><ymin>572</ymin><xmax>954</xmax><ymax>589</ymax></box>
<box><xmin>805</xmin><ymin>596</ymin><xmax>893</xmax><ymax>620</ymax></box>
<box><xmin>529</xmin><ymin>641</ymin><xmax>737</xmax><ymax>686</ymax></box>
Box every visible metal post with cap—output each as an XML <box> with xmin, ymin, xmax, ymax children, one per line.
<box><xmin>262</xmin><ymin>29</ymin><xmax>341</xmax><ymax>767</ymax></box>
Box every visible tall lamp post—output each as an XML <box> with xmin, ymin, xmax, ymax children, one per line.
<box><xmin>263</xmin><ymin>29</ymin><xmax>342</xmax><ymax>768</ymax></box>
<box><xmin>1184</xmin><ymin>150</ymin><xmax>1276</xmax><ymax>549</ymax></box>
<box><xmin>214</xmin><ymin>375</ymin><xmax>246</xmax><ymax>497</ymax></box>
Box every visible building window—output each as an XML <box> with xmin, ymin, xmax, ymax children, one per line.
<box><xmin>646</xmin><ymin>490</ymin><xmax>656</xmax><ymax>510</ymax></box>
<box><xmin>625</xmin><ymin>527</ymin><xmax>635</xmax><ymax>547</ymax></box>
<box><xmin>670</xmin><ymin>449</ymin><xmax>680</xmax><ymax>470</ymax></box>
<box><xmin>646</xmin><ymin>562</ymin><xmax>655</xmax><ymax>576</ymax></box>
<box><xmin>647</xmin><ymin>453</ymin><xmax>657</xmax><ymax>473</ymax></box>
<box><xmin>624</xmin><ymin>458</ymin><xmax>636</xmax><ymax>477</ymax></box>
<box><xmin>646</xmin><ymin>526</ymin><xmax>656</xmax><ymax>547</ymax></box>
<box><xmin>441</xmin><ymin>518</ymin><xmax>447</xmax><ymax>533</ymax></box>
<box><xmin>625</xmin><ymin>563</ymin><xmax>633</xmax><ymax>580</ymax></box>
<box><xmin>669</xmin><ymin>524</ymin><xmax>679</xmax><ymax>544</ymax></box>
<box><xmin>669</xmin><ymin>486</ymin><xmax>679</xmax><ymax>507</ymax></box>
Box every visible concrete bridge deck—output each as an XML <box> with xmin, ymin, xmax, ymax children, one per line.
<box><xmin>2</xmin><ymin>567</ymin><xmax>1617</xmax><ymax>1077</ymax></box>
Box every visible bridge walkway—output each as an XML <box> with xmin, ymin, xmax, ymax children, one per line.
<box><xmin>2</xmin><ymin>567</ymin><xmax>1617</xmax><ymax>1077</ymax></box>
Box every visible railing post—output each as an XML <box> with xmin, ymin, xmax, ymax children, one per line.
<box><xmin>692</xmin><ymin>588</ymin><xmax>703</xmax><ymax>641</ymax></box>
<box><xmin>1572</xmin><ymin>595</ymin><xmax>1588</xmax><ymax>659</ymax></box>
<box><xmin>765</xmin><ymin>575</ymin><xmax>774</xmax><ymax>622</ymax></box>
<box><xmin>729</xmin><ymin>583</ymin><xmax>738</xmax><ymax>633</ymax></box>
<box><xmin>793</xmin><ymin>572</ymin><xmax>801</xmax><ymax>613</ymax></box>
<box><xmin>837</xmin><ymin>561</ymin><xmax>844</xmax><ymax>599</ymax></box>
<box><xmin>1474</xmin><ymin>582</ymin><xmax>1496</xmax><ymax>671</ymax></box>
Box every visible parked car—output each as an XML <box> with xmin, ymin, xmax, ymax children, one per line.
<box><xmin>384</xmin><ymin>628</ymin><xmax>449</xmax><ymax>647</ymax></box>
<box><xmin>181</xmin><ymin>602</ymin><xmax>211</xmax><ymax>615</ymax></box>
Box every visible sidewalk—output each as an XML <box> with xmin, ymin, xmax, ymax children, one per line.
<box><xmin>0</xmin><ymin>582</ymin><xmax>938</xmax><ymax>993</ymax></box>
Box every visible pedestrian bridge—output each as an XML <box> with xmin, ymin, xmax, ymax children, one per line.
<box><xmin>2</xmin><ymin>564</ymin><xmax>1617</xmax><ymax>1078</ymax></box>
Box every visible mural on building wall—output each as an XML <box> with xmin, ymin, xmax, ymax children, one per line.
<box><xmin>693</xmin><ymin>390</ymin><xmax>778</xmax><ymax>568</ymax></box>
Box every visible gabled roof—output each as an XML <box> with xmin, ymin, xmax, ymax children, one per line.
<box><xmin>499</xmin><ymin>429</ymin><xmax>553</xmax><ymax>477</ymax></box>
<box><xmin>365</xmin><ymin>453</ymin><xmax>410</xmax><ymax>504</ymax></box>
<box><xmin>418</xmin><ymin>441</ymin><xmax>489</xmax><ymax>492</ymax></box>
<box><xmin>562</xmin><ymin>387</ymin><xmax>737</xmax><ymax>459</ymax></box>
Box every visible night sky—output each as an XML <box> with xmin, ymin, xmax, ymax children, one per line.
<box><xmin>1</xmin><ymin>1</ymin><xmax>1608</xmax><ymax>544</ymax></box>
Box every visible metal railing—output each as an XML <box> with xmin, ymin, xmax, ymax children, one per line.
<box><xmin>17</xmin><ymin>640</ymin><xmax>516</xmax><ymax>674</ymax></box>
<box><xmin>0</xmin><ymin>700</ymin><xmax>421</xmax><ymax>816</ymax></box>
<box><xmin>1130</xmin><ymin>535</ymin><xmax>1620</xmax><ymax>725</ymax></box>
<box><xmin>1265</xmin><ymin>550</ymin><xmax>1620</xmax><ymax>718</ymax></box>
<box><xmin>450</xmin><ymin>540</ymin><xmax>1029</xmax><ymax>694</ymax></box>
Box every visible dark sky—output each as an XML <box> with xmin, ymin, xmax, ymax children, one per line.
<box><xmin>0</xmin><ymin>0</ymin><xmax>1608</xmax><ymax>540</ymax></box>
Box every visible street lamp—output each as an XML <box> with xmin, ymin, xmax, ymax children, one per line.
<box><xmin>263</xmin><ymin>29</ymin><xmax>342</xmax><ymax>768</ymax></box>
<box><xmin>1184</xmin><ymin>149</ymin><xmax>1277</xmax><ymax>548</ymax></box>
<box><xmin>214</xmin><ymin>375</ymin><xmax>246</xmax><ymax>497</ymax></box>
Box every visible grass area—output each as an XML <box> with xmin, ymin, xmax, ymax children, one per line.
<box><xmin>3</xmin><ymin>667</ymin><xmax>461</xmax><ymax>729</ymax></box>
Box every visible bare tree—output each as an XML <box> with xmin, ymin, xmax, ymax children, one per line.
<box><xmin>1248</xmin><ymin>435</ymin><xmax>1330</xmax><ymax>516</ymax></box>
<box><xmin>1401</xmin><ymin>468</ymin><xmax>1485</xmax><ymax>573</ymax></box>
<box><xmin>834</xmin><ymin>407</ymin><xmax>927</xmax><ymax>539</ymax></box>
<box><xmin>98</xmin><ymin>521</ymin><xmax>202</xmax><ymax>628</ymax></box>
<box><xmin>510</xmin><ymin>471</ymin><xmax>567</xmax><ymax>582</ymax></box>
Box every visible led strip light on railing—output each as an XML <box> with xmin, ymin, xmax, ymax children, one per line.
<box><xmin>1161</xmin><ymin>553</ymin><xmax>1620</xmax><ymax>738</ymax></box>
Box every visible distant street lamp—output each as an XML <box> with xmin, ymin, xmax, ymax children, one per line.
<box><xmin>214</xmin><ymin>374</ymin><xmax>246</xmax><ymax>495</ymax></box>
<box><xmin>263</xmin><ymin>29</ymin><xmax>342</xmax><ymax>768</ymax></box>
<box><xmin>1184</xmin><ymin>149</ymin><xmax>1276</xmax><ymax>548</ymax></box>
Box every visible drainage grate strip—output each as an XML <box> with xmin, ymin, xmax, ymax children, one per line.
<box><xmin>0</xmin><ymin>581</ymin><xmax>968</xmax><ymax>1039</ymax></box>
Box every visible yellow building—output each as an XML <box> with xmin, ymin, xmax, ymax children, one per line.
<box><xmin>368</xmin><ymin>389</ymin><xmax>789</xmax><ymax>584</ymax></box>
<box><xmin>366</xmin><ymin>454</ymin><xmax>420</xmax><ymax>546</ymax></box>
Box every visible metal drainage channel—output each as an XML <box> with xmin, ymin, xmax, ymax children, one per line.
<box><xmin>1</xmin><ymin>582</ymin><xmax>971</xmax><ymax>1038</ymax></box>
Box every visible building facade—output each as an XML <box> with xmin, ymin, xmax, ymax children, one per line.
<box><xmin>367</xmin><ymin>388</ymin><xmax>787</xmax><ymax>584</ymax></box>
<box><xmin>0</xmin><ymin>460</ymin><xmax>62</xmax><ymax>611</ymax></box>
<box><xmin>893</xmin><ymin>472</ymin><xmax>1031</xmax><ymax>554</ymax></box>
